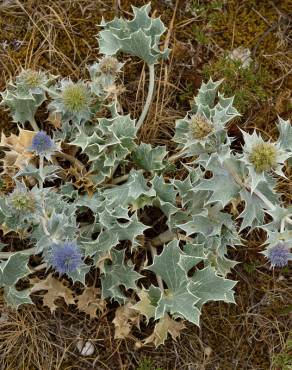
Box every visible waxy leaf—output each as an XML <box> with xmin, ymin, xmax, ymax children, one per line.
<box><xmin>147</xmin><ymin>240</ymin><xmax>201</xmax><ymax>325</ymax></box>
<box><xmin>101</xmin><ymin>249</ymin><xmax>143</xmax><ymax>303</ymax></box>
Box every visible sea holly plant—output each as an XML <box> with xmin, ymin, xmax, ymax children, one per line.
<box><xmin>0</xmin><ymin>3</ymin><xmax>291</xmax><ymax>346</ymax></box>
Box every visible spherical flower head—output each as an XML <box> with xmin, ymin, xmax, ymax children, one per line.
<box><xmin>18</xmin><ymin>69</ymin><xmax>45</xmax><ymax>89</ymax></box>
<box><xmin>99</xmin><ymin>56</ymin><xmax>120</xmax><ymax>75</ymax></box>
<box><xmin>31</xmin><ymin>131</ymin><xmax>54</xmax><ymax>156</ymax></box>
<box><xmin>268</xmin><ymin>242</ymin><xmax>290</xmax><ymax>268</ymax></box>
<box><xmin>189</xmin><ymin>114</ymin><xmax>214</xmax><ymax>140</ymax></box>
<box><xmin>9</xmin><ymin>190</ymin><xmax>35</xmax><ymax>213</ymax></box>
<box><xmin>61</xmin><ymin>82</ymin><xmax>91</xmax><ymax>114</ymax></box>
<box><xmin>49</xmin><ymin>241</ymin><xmax>83</xmax><ymax>275</ymax></box>
<box><xmin>249</xmin><ymin>142</ymin><xmax>277</xmax><ymax>173</ymax></box>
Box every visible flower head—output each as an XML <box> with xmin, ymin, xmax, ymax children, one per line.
<box><xmin>30</xmin><ymin>131</ymin><xmax>54</xmax><ymax>156</ymax></box>
<box><xmin>267</xmin><ymin>242</ymin><xmax>290</xmax><ymax>268</ymax></box>
<box><xmin>49</xmin><ymin>241</ymin><xmax>83</xmax><ymax>274</ymax></box>
<box><xmin>61</xmin><ymin>82</ymin><xmax>91</xmax><ymax>114</ymax></box>
<box><xmin>249</xmin><ymin>142</ymin><xmax>277</xmax><ymax>173</ymax></box>
<box><xmin>189</xmin><ymin>114</ymin><xmax>214</xmax><ymax>140</ymax></box>
<box><xmin>99</xmin><ymin>56</ymin><xmax>120</xmax><ymax>75</ymax></box>
<box><xmin>17</xmin><ymin>69</ymin><xmax>47</xmax><ymax>90</ymax></box>
<box><xmin>9</xmin><ymin>189</ymin><xmax>35</xmax><ymax>214</ymax></box>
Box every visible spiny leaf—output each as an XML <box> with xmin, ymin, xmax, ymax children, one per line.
<box><xmin>147</xmin><ymin>240</ymin><xmax>201</xmax><ymax>325</ymax></box>
<box><xmin>144</xmin><ymin>313</ymin><xmax>185</xmax><ymax>347</ymax></box>
<box><xmin>4</xmin><ymin>286</ymin><xmax>32</xmax><ymax>308</ymax></box>
<box><xmin>0</xmin><ymin>253</ymin><xmax>31</xmax><ymax>287</ymax></box>
<box><xmin>98</xmin><ymin>3</ymin><xmax>169</xmax><ymax>64</ymax></box>
<box><xmin>76</xmin><ymin>287</ymin><xmax>106</xmax><ymax>319</ymax></box>
<box><xmin>194</xmin><ymin>155</ymin><xmax>241</xmax><ymax>207</ymax></box>
<box><xmin>132</xmin><ymin>143</ymin><xmax>167</xmax><ymax>172</ymax></box>
<box><xmin>31</xmin><ymin>274</ymin><xmax>75</xmax><ymax>312</ymax></box>
<box><xmin>101</xmin><ymin>249</ymin><xmax>143</xmax><ymax>303</ymax></box>
<box><xmin>112</xmin><ymin>302</ymin><xmax>140</xmax><ymax>339</ymax></box>
<box><xmin>131</xmin><ymin>285</ymin><xmax>160</xmax><ymax>323</ymax></box>
<box><xmin>189</xmin><ymin>266</ymin><xmax>237</xmax><ymax>308</ymax></box>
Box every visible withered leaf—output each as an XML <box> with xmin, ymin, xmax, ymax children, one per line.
<box><xmin>30</xmin><ymin>274</ymin><xmax>75</xmax><ymax>312</ymax></box>
<box><xmin>0</xmin><ymin>129</ymin><xmax>35</xmax><ymax>175</ymax></box>
<box><xmin>112</xmin><ymin>302</ymin><xmax>140</xmax><ymax>339</ymax></box>
<box><xmin>76</xmin><ymin>287</ymin><xmax>106</xmax><ymax>319</ymax></box>
<box><xmin>144</xmin><ymin>314</ymin><xmax>185</xmax><ymax>347</ymax></box>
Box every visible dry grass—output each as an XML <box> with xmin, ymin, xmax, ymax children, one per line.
<box><xmin>0</xmin><ymin>0</ymin><xmax>292</xmax><ymax>369</ymax></box>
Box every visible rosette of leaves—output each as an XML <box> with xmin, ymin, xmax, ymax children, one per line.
<box><xmin>173</xmin><ymin>78</ymin><xmax>240</xmax><ymax>159</ymax></box>
<box><xmin>0</xmin><ymin>69</ymin><xmax>54</xmax><ymax>131</ymax></box>
<box><xmin>97</xmin><ymin>3</ymin><xmax>169</xmax><ymax>65</ymax></box>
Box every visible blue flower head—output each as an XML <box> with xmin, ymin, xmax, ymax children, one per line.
<box><xmin>30</xmin><ymin>131</ymin><xmax>54</xmax><ymax>156</ymax></box>
<box><xmin>49</xmin><ymin>241</ymin><xmax>82</xmax><ymax>274</ymax></box>
<box><xmin>268</xmin><ymin>242</ymin><xmax>290</xmax><ymax>268</ymax></box>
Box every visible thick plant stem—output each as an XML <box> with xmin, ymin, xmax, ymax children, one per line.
<box><xmin>30</xmin><ymin>118</ymin><xmax>39</xmax><ymax>131</ymax></box>
<box><xmin>136</xmin><ymin>64</ymin><xmax>155</xmax><ymax>131</ymax></box>
<box><xmin>0</xmin><ymin>247</ymin><xmax>37</xmax><ymax>260</ymax></box>
<box><xmin>39</xmin><ymin>155</ymin><xmax>44</xmax><ymax>190</ymax></box>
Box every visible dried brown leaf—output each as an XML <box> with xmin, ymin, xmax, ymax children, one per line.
<box><xmin>112</xmin><ymin>302</ymin><xmax>140</xmax><ymax>339</ymax></box>
<box><xmin>31</xmin><ymin>274</ymin><xmax>75</xmax><ymax>312</ymax></box>
<box><xmin>0</xmin><ymin>129</ymin><xmax>35</xmax><ymax>175</ymax></box>
<box><xmin>144</xmin><ymin>313</ymin><xmax>185</xmax><ymax>347</ymax></box>
<box><xmin>76</xmin><ymin>287</ymin><xmax>106</xmax><ymax>319</ymax></box>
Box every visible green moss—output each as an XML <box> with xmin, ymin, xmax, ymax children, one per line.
<box><xmin>136</xmin><ymin>358</ymin><xmax>165</xmax><ymax>370</ymax></box>
<box><xmin>272</xmin><ymin>336</ymin><xmax>292</xmax><ymax>370</ymax></box>
<box><xmin>202</xmin><ymin>56</ymin><xmax>271</xmax><ymax>114</ymax></box>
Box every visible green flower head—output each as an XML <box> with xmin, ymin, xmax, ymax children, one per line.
<box><xmin>241</xmin><ymin>129</ymin><xmax>291</xmax><ymax>192</ymax></box>
<box><xmin>48</xmin><ymin>79</ymin><xmax>92</xmax><ymax>124</ymax></box>
<box><xmin>17</xmin><ymin>69</ymin><xmax>48</xmax><ymax>90</ymax></box>
<box><xmin>249</xmin><ymin>142</ymin><xmax>277</xmax><ymax>173</ymax></box>
<box><xmin>9</xmin><ymin>190</ymin><xmax>36</xmax><ymax>214</ymax></box>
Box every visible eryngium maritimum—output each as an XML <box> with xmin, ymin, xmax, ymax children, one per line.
<box><xmin>249</xmin><ymin>142</ymin><xmax>277</xmax><ymax>173</ymax></box>
<box><xmin>49</xmin><ymin>241</ymin><xmax>83</xmax><ymax>274</ymax></box>
<box><xmin>189</xmin><ymin>114</ymin><xmax>213</xmax><ymax>140</ymax></box>
<box><xmin>61</xmin><ymin>81</ymin><xmax>91</xmax><ymax>114</ymax></box>
<box><xmin>17</xmin><ymin>69</ymin><xmax>47</xmax><ymax>90</ymax></box>
<box><xmin>99</xmin><ymin>56</ymin><xmax>120</xmax><ymax>75</ymax></box>
<box><xmin>30</xmin><ymin>131</ymin><xmax>54</xmax><ymax>156</ymax></box>
<box><xmin>9</xmin><ymin>190</ymin><xmax>35</xmax><ymax>213</ymax></box>
<box><xmin>268</xmin><ymin>243</ymin><xmax>290</xmax><ymax>268</ymax></box>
